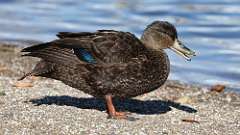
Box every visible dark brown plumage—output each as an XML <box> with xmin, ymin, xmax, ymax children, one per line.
<box><xmin>20</xmin><ymin>21</ymin><xmax>195</xmax><ymax>119</ymax></box>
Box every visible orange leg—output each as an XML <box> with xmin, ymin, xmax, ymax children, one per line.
<box><xmin>105</xmin><ymin>95</ymin><xmax>127</xmax><ymax>119</ymax></box>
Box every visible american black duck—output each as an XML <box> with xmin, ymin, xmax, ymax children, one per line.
<box><xmin>20</xmin><ymin>21</ymin><xmax>195</xmax><ymax>119</ymax></box>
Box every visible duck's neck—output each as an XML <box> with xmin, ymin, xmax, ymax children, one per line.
<box><xmin>140</xmin><ymin>31</ymin><xmax>161</xmax><ymax>50</ymax></box>
<box><xmin>140</xmin><ymin>35</ymin><xmax>170</xmax><ymax>87</ymax></box>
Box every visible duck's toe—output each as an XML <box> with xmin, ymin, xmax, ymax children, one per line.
<box><xmin>108</xmin><ymin>111</ymin><xmax>138</xmax><ymax>121</ymax></box>
<box><xmin>108</xmin><ymin>111</ymin><xmax>127</xmax><ymax>119</ymax></box>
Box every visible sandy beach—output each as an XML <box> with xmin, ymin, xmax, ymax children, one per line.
<box><xmin>0</xmin><ymin>44</ymin><xmax>239</xmax><ymax>135</ymax></box>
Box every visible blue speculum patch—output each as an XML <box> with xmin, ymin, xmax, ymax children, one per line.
<box><xmin>73</xmin><ymin>48</ymin><xmax>96</xmax><ymax>63</ymax></box>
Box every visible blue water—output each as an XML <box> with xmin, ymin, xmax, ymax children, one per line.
<box><xmin>0</xmin><ymin>0</ymin><xmax>240</xmax><ymax>91</ymax></box>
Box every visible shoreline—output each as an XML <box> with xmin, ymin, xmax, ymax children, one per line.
<box><xmin>0</xmin><ymin>43</ymin><xmax>239</xmax><ymax>134</ymax></box>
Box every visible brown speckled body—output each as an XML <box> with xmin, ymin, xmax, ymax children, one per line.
<box><xmin>23</xmin><ymin>29</ymin><xmax>170</xmax><ymax>98</ymax></box>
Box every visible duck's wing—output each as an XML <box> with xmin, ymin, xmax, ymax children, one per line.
<box><xmin>22</xmin><ymin>30</ymin><xmax>145</xmax><ymax>65</ymax></box>
<box><xmin>58</xmin><ymin>30</ymin><xmax>145</xmax><ymax>63</ymax></box>
<box><xmin>57</xmin><ymin>32</ymin><xmax>93</xmax><ymax>39</ymax></box>
<box><xmin>56</xmin><ymin>30</ymin><xmax>121</xmax><ymax>39</ymax></box>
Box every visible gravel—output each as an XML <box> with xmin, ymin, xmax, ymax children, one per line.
<box><xmin>0</xmin><ymin>44</ymin><xmax>239</xmax><ymax>135</ymax></box>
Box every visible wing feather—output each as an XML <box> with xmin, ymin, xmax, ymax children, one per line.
<box><xmin>22</xmin><ymin>30</ymin><xmax>145</xmax><ymax>65</ymax></box>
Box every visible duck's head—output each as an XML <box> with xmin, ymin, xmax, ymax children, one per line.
<box><xmin>141</xmin><ymin>21</ymin><xmax>195</xmax><ymax>61</ymax></box>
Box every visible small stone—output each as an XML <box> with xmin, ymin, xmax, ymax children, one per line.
<box><xmin>0</xmin><ymin>65</ymin><xmax>8</xmax><ymax>72</ymax></box>
<box><xmin>0</xmin><ymin>91</ymin><xmax>6</xmax><ymax>96</ymax></box>
<box><xmin>182</xmin><ymin>118</ymin><xmax>200</xmax><ymax>124</ymax></box>
<box><xmin>13</xmin><ymin>82</ymin><xmax>34</xmax><ymax>88</ymax></box>
<box><xmin>176</xmin><ymin>96</ymin><xmax>192</xmax><ymax>104</ymax></box>
<box><xmin>210</xmin><ymin>84</ymin><xmax>225</xmax><ymax>93</ymax></box>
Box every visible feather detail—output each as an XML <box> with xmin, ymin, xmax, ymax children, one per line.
<box><xmin>74</xmin><ymin>48</ymin><xmax>96</xmax><ymax>63</ymax></box>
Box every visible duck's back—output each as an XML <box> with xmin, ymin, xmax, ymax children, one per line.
<box><xmin>21</xmin><ymin>30</ymin><xmax>170</xmax><ymax>97</ymax></box>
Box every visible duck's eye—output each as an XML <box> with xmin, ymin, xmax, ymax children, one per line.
<box><xmin>73</xmin><ymin>48</ymin><xmax>96</xmax><ymax>63</ymax></box>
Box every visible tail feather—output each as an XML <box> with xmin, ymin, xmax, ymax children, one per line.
<box><xmin>18</xmin><ymin>72</ymin><xmax>33</xmax><ymax>81</ymax></box>
<box><xmin>21</xmin><ymin>42</ymin><xmax>51</xmax><ymax>52</ymax></box>
<box><xmin>19</xmin><ymin>60</ymin><xmax>55</xmax><ymax>80</ymax></box>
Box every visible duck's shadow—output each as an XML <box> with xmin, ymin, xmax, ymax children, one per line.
<box><xmin>28</xmin><ymin>95</ymin><xmax>197</xmax><ymax>115</ymax></box>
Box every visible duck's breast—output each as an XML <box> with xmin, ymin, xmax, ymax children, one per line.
<box><xmin>84</xmin><ymin>50</ymin><xmax>170</xmax><ymax>97</ymax></box>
